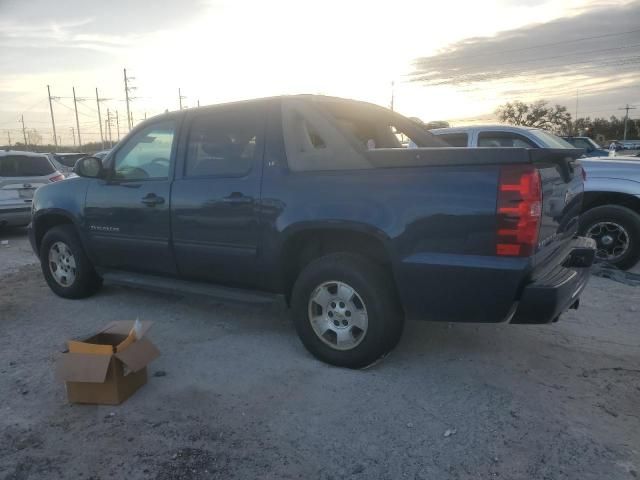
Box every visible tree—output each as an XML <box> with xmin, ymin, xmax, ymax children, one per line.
<box><xmin>496</xmin><ymin>100</ymin><xmax>572</xmax><ymax>134</ymax></box>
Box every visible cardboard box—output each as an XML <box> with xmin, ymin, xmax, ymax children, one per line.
<box><xmin>56</xmin><ymin>321</ymin><xmax>160</xmax><ymax>405</ymax></box>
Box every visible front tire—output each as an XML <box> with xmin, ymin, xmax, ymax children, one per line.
<box><xmin>291</xmin><ymin>253</ymin><xmax>403</xmax><ymax>368</ymax></box>
<box><xmin>40</xmin><ymin>225</ymin><xmax>102</xmax><ymax>298</ymax></box>
<box><xmin>579</xmin><ymin>205</ymin><xmax>640</xmax><ymax>270</ymax></box>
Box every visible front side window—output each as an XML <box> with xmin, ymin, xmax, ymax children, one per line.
<box><xmin>185</xmin><ymin>109</ymin><xmax>260</xmax><ymax>177</ymax></box>
<box><xmin>112</xmin><ymin>121</ymin><xmax>176</xmax><ymax>180</ymax></box>
<box><xmin>478</xmin><ymin>132</ymin><xmax>536</xmax><ymax>148</ymax></box>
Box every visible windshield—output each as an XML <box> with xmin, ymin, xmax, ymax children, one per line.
<box><xmin>529</xmin><ymin>129</ymin><xmax>575</xmax><ymax>149</ymax></box>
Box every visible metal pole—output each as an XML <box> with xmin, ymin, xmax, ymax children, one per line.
<box><xmin>619</xmin><ymin>104</ymin><xmax>637</xmax><ymax>141</ymax></box>
<box><xmin>96</xmin><ymin>88</ymin><xmax>104</xmax><ymax>149</ymax></box>
<box><xmin>124</xmin><ymin>68</ymin><xmax>132</xmax><ymax>130</ymax></box>
<box><xmin>574</xmin><ymin>89</ymin><xmax>579</xmax><ymax>136</ymax></box>
<box><xmin>72</xmin><ymin>87</ymin><xmax>82</xmax><ymax>151</ymax></box>
<box><xmin>71</xmin><ymin>127</ymin><xmax>76</xmax><ymax>146</ymax></box>
<box><xmin>47</xmin><ymin>85</ymin><xmax>58</xmax><ymax>150</ymax></box>
<box><xmin>179</xmin><ymin>88</ymin><xmax>183</xmax><ymax>110</ymax></box>
<box><xmin>7</xmin><ymin>131</ymin><xmax>11</xmax><ymax>148</ymax></box>
<box><xmin>390</xmin><ymin>81</ymin><xmax>395</xmax><ymax>112</ymax></box>
<box><xmin>107</xmin><ymin>109</ymin><xmax>113</xmax><ymax>147</ymax></box>
<box><xmin>20</xmin><ymin>115</ymin><xmax>28</xmax><ymax>149</ymax></box>
<box><xmin>116</xmin><ymin>110</ymin><xmax>120</xmax><ymax>140</ymax></box>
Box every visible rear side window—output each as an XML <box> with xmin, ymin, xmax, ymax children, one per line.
<box><xmin>185</xmin><ymin>108</ymin><xmax>262</xmax><ymax>177</ymax></box>
<box><xmin>0</xmin><ymin>155</ymin><xmax>55</xmax><ymax>177</ymax></box>
<box><xmin>438</xmin><ymin>133</ymin><xmax>468</xmax><ymax>147</ymax></box>
<box><xmin>478</xmin><ymin>132</ymin><xmax>536</xmax><ymax>148</ymax></box>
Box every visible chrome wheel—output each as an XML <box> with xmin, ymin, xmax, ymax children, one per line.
<box><xmin>307</xmin><ymin>281</ymin><xmax>368</xmax><ymax>351</ymax></box>
<box><xmin>48</xmin><ymin>241</ymin><xmax>77</xmax><ymax>287</ymax></box>
<box><xmin>586</xmin><ymin>221</ymin><xmax>630</xmax><ymax>261</ymax></box>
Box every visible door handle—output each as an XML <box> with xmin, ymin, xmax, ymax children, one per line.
<box><xmin>141</xmin><ymin>193</ymin><xmax>165</xmax><ymax>206</ymax></box>
<box><xmin>222</xmin><ymin>192</ymin><xmax>252</xmax><ymax>205</ymax></box>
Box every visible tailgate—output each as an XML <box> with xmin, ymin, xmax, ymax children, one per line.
<box><xmin>529</xmin><ymin>148</ymin><xmax>585</xmax><ymax>276</ymax></box>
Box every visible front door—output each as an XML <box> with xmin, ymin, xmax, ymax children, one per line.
<box><xmin>84</xmin><ymin>119</ymin><xmax>178</xmax><ymax>274</ymax></box>
<box><xmin>171</xmin><ymin>104</ymin><xmax>265</xmax><ymax>288</ymax></box>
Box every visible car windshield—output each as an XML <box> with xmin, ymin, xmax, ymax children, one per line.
<box><xmin>0</xmin><ymin>155</ymin><xmax>55</xmax><ymax>177</ymax></box>
<box><xmin>529</xmin><ymin>130</ymin><xmax>575</xmax><ymax>149</ymax></box>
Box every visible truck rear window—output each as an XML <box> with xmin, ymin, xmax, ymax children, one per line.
<box><xmin>0</xmin><ymin>155</ymin><xmax>55</xmax><ymax>177</ymax></box>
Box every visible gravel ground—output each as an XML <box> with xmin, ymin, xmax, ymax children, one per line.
<box><xmin>0</xmin><ymin>227</ymin><xmax>639</xmax><ymax>480</ymax></box>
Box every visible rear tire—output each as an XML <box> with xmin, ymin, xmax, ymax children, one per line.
<box><xmin>291</xmin><ymin>253</ymin><xmax>404</xmax><ymax>368</ymax></box>
<box><xmin>579</xmin><ymin>205</ymin><xmax>640</xmax><ymax>270</ymax></box>
<box><xmin>40</xmin><ymin>225</ymin><xmax>102</xmax><ymax>298</ymax></box>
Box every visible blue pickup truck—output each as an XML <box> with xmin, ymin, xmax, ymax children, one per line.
<box><xmin>29</xmin><ymin>96</ymin><xmax>595</xmax><ymax>368</ymax></box>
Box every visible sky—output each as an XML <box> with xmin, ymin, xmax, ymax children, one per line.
<box><xmin>0</xmin><ymin>0</ymin><xmax>638</xmax><ymax>147</ymax></box>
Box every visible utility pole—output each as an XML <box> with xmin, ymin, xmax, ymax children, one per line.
<box><xmin>574</xmin><ymin>89</ymin><xmax>579</xmax><ymax>136</ymax></box>
<box><xmin>20</xmin><ymin>115</ymin><xmax>28</xmax><ymax>149</ymax></box>
<box><xmin>179</xmin><ymin>88</ymin><xmax>186</xmax><ymax>110</ymax></box>
<box><xmin>7</xmin><ymin>130</ymin><xmax>11</xmax><ymax>148</ymax></box>
<box><xmin>47</xmin><ymin>85</ymin><xmax>58</xmax><ymax>150</ymax></box>
<box><xmin>70</xmin><ymin>127</ymin><xmax>76</xmax><ymax>146</ymax></box>
<box><xmin>106</xmin><ymin>109</ymin><xmax>113</xmax><ymax>147</ymax></box>
<box><xmin>72</xmin><ymin>87</ymin><xmax>82</xmax><ymax>151</ymax></box>
<box><xmin>124</xmin><ymin>68</ymin><xmax>133</xmax><ymax>130</ymax></box>
<box><xmin>619</xmin><ymin>104</ymin><xmax>637</xmax><ymax>141</ymax></box>
<box><xmin>390</xmin><ymin>81</ymin><xmax>395</xmax><ymax>112</ymax></box>
<box><xmin>116</xmin><ymin>110</ymin><xmax>120</xmax><ymax>140</ymax></box>
<box><xmin>197</xmin><ymin>99</ymin><xmax>200</xmax><ymax>108</ymax></box>
<box><xmin>96</xmin><ymin>88</ymin><xmax>104</xmax><ymax>149</ymax></box>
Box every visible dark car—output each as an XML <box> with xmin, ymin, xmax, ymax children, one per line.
<box><xmin>561</xmin><ymin>137</ymin><xmax>609</xmax><ymax>157</ymax></box>
<box><xmin>29</xmin><ymin>96</ymin><xmax>595</xmax><ymax>368</ymax></box>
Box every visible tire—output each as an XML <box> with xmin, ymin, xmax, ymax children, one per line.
<box><xmin>579</xmin><ymin>205</ymin><xmax>640</xmax><ymax>270</ymax></box>
<box><xmin>40</xmin><ymin>225</ymin><xmax>102</xmax><ymax>298</ymax></box>
<box><xmin>290</xmin><ymin>253</ymin><xmax>404</xmax><ymax>369</ymax></box>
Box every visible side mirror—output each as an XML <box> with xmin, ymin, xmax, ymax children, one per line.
<box><xmin>74</xmin><ymin>156</ymin><xmax>104</xmax><ymax>178</ymax></box>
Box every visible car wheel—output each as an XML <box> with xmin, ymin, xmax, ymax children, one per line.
<box><xmin>580</xmin><ymin>205</ymin><xmax>640</xmax><ymax>270</ymax></box>
<box><xmin>291</xmin><ymin>253</ymin><xmax>404</xmax><ymax>368</ymax></box>
<box><xmin>40</xmin><ymin>225</ymin><xmax>102</xmax><ymax>298</ymax></box>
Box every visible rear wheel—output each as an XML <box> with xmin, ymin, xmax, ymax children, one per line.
<box><xmin>291</xmin><ymin>253</ymin><xmax>403</xmax><ymax>368</ymax></box>
<box><xmin>580</xmin><ymin>205</ymin><xmax>640</xmax><ymax>270</ymax></box>
<box><xmin>40</xmin><ymin>225</ymin><xmax>102</xmax><ymax>298</ymax></box>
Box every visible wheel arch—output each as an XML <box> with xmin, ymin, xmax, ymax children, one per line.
<box><xmin>582</xmin><ymin>191</ymin><xmax>640</xmax><ymax>216</ymax></box>
<box><xmin>278</xmin><ymin>224</ymin><xmax>399</xmax><ymax>304</ymax></box>
<box><xmin>33</xmin><ymin>209</ymin><xmax>78</xmax><ymax>255</ymax></box>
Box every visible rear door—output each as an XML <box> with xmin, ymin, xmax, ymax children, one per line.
<box><xmin>0</xmin><ymin>154</ymin><xmax>56</xmax><ymax>211</ymax></box>
<box><xmin>84</xmin><ymin>120</ymin><xmax>178</xmax><ymax>274</ymax></box>
<box><xmin>171</xmin><ymin>103</ymin><xmax>265</xmax><ymax>288</ymax></box>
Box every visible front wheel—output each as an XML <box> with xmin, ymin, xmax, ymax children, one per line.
<box><xmin>580</xmin><ymin>205</ymin><xmax>640</xmax><ymax>270</ymax></box>
<box><xmin>40</xmin><ymin>225</ymin><xmax>102</xmax><ymax>298</ymax></box>
<box><xmin>291</xmin><ymin>253</ymin><xmax>403</xmax><ymax>369</ymax></box>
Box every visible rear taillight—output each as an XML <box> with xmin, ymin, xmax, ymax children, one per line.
<box><xmin>49</xmin><ymin>173</ymin><xmax>64</xmax><ymax>182</ymax></box>
<box><xmin>496</xmin><ymin>165</ymin><xmax>542</xmax><ymax>257</ymax></box>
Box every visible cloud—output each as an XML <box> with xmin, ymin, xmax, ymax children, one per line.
<box><xmin>408</xmin><ymin>1</ymin><xmax>640</xmax><ymax>120</ymax></box>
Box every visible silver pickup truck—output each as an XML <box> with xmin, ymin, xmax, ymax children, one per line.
<box><xmin>431</xmin><ymin>125</ymin><xmax>640</xmax><ymax>270</ymax></box>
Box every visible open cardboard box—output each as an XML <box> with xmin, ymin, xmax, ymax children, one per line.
<box><xmin>56</xmin><ymin>321</ymin><xmax>160</xmax><ymax>405</ymax></box>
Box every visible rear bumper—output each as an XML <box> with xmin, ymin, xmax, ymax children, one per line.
<box><xmin>395</xmin><ymin>237</ymin><xmax>595</xmax><ymax>324</ymax></box>
<box><xmin>0</xmin><ymin>207</ymin><xmax>31</xmax><ymax>227</ymax></box>
<box><xmin>510</xmin><ymin>236</ymin><xmax>596</xmax><ymax>324</ymax></box>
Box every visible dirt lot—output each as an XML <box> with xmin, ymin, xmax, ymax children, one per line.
<box><xmin>1</xmin><ymin>227</ymin><xmax>639</xmax><ymax>480</ymax></box>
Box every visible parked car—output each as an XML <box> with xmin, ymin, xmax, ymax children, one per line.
<box><xmin>1</xmin><ymin>150</ymin><xmax>64</xmax><ymax>227</ymax></box>
<box><xmin>561</xmin><ymin>137</ymin><xmax>609</xmax><ymax>157</ymax></box>
<box><xmin>29</xmin><ymin>96</ymin><xmax>594</xmax><ymax>368</ymax></box>
<box><xmin>47</xmin><ymin>152</ymin><xmax>87</xmax><ymax>177</ymax></box>
<box><xmin>432</xmin><ymin>125</ymin><xmax>640</xmax><ymax>270</ymax></box>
